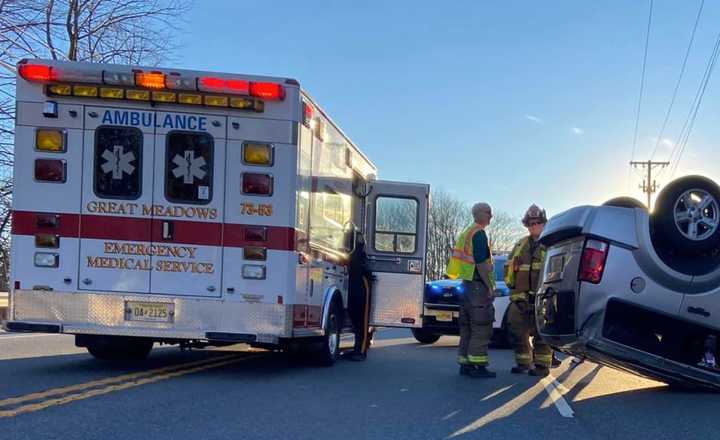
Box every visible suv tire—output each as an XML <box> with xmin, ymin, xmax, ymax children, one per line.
<box><xmin>652</xmin><ymin>175</ymin><xmax>720</xmax><ymax>255</ymax></box>
<box><xmin>603</xmin><ymin>197</ymin><xmax>647</xmax><ymax>210</ymax></box>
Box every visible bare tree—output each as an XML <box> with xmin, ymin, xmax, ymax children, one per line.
<box><xmin>425</xmin><ymin>189</ymin><xmax>525</xmax><ymax>281</ymax></box>
<box><xmin>426</xmin><ymin>189</ymin><xmax>469</xmax><ymax>281</ymax></box>
<box><xmin>486</xmin><ymin>211</ymin><xmax>525</xmax><ymax>254</ymax></box>
<box><xmin>0</xmin><ymin>0</ymin><xmax>191</xmax><ymax>290</ymax></box>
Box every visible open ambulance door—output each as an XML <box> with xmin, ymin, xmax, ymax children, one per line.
<box><xmin>366</xmin><ymin>181</ymin><xmax>429</xmax><ymax>328</ymax></box>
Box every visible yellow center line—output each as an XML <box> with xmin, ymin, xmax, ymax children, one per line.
<box><xmin>0</xmin><ymin>354</ymin><xmax>261</xmax><ymax>418</ymax></box>
<box><xmin>0</xmin><ymin>352</ymin><xmax>242</xmax><ymax>408</ymax></box>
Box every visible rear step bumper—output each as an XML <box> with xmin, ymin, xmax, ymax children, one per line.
<box><xmin>6</xmin><ymin>289</ymin><xmax>293</xmax><ymax>342</ymax></box>
<box><xmin>4</xmin><ymin>321</ymin><xmax>61</xmax><ymax>333</ymax></box>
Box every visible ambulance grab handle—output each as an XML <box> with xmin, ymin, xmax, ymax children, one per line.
<box><xmin>162</xmin><ymin>221</ymin><xmax>173</xmax><ymax>240</ymax></box>
<box><xmin>368</xmin><ymin>256</ymin><xmax>401</xmax><ymax>265</ymax></box>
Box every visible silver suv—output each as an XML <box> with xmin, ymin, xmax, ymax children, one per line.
<box><xmin>536</xmin><ymin>175</ymin><xmax>720</xmax><ymax>389</ymax></box>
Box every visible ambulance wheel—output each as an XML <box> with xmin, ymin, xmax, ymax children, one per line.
<box><xmin>315</xmin><ymin>300</ymin><xmax>342</xmax><ymax>366</ymax></box>
<box><xmin>86</xmin><ymin>337</ymin><xmax>153</xmax><ymax>361</ymax></box>
<box><xmin>411</xmin><ymin>328</ymin><xmax>441</xmax><ymax>344</ymax></box>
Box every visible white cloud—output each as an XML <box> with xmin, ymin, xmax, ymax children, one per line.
<box><xmin>572</xmin><ymin>127</ymin><xmax>584</xmax><ymax>135</ymax></box>
<box><xmin>525</xmin><ymin>114</ymin><xmax>542</xmax><ymax>123</ymax></box>
<box><xmin>648</xmin><ymin>137</ymin><xmax>674</xmax><ymax>150</ymax></box>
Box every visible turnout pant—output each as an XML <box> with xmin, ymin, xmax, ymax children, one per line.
<box><xmin>457</xmin><ymin>281</ymin><xmax>494</xmax><ymax>366</ymax></box>
<box><xmin>508</xmin><ymin>299</ymin><xmax>552</xmax><ymax>368</ymax></box>
<box><xmin>348</xmin><ymin>273</ymin><xmax>372</xmax><ymax>354</ymax></box>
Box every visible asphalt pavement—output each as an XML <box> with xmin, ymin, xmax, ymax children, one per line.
<box><xmin>0</xmin><ymin>328</ymin><xmax>718</xmax><ymax>440</ymax></box>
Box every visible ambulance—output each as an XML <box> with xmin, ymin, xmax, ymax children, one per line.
<box><xmin>5</xmin><ymin>59</ymin><xmax>429</xmax><ymax>365</ymax></box>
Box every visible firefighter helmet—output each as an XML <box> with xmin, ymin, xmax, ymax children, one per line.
<box><xmin>522</xmin><ymin>204</ymin><xmax>547</xmax><ymax>227</ymax></box>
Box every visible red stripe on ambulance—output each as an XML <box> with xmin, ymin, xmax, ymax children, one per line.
<box><xmin>12</xmin><ymin>210</ymin><xmax>295</xmax><ymax>250</ymax></box>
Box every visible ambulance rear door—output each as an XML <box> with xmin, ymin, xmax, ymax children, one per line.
<box><xmin>366</xmin><ymin>181</ymin><xmax>429</xmax><ymax>328</ymax></box>
<box><xmin>78</xmin><ymin>106</ymin><xmax>155</xmax><ymax>293</ymax></box>
<box><xmin>149</xmin><ymin>111</ymin><xmax>226</xmax><ymax>297</ymax></box>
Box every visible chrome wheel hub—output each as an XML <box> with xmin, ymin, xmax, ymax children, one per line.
<box><xmin>673</xmin><ymin>189</ymin><xmax>719</xmax><ymax>241</ymax></box>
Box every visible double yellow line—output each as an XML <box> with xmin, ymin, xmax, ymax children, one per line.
<box><xmin>0</xmin><ymin>352</ymin><xmax>257</xmax><ymax>418</ymax></box>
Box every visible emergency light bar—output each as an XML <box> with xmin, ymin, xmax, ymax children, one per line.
<box><xmin>18</xmin><ymin>61</ymin><xmax>285</xmax><ymax>112</ymax></box>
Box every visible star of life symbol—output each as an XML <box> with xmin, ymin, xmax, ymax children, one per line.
<box><xmin>101</xmin><ymin>145</ymin><xmax>136</xmax><ymax>180</ymax></box>
<box><xmin>172</xmin><ymin>150</ymin><xmax>207</xmax><ymax>184</ymax></box>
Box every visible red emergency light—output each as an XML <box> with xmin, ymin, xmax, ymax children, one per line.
<box><xmin>19</xmin><ymin>64</ymin><xmax>56</xmax><ymax>82</ymax></box>
<box><xmin>250</xmin><ymin>82</ymin><xmax>285</xmax><ymax>101</ymax></box>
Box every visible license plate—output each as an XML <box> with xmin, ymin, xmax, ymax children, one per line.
<box><xmin>435</xmin><ymin>311</ymin><xmax>453</xmax><ymax>322</ymax></box>
<box><xmin>124</xmin><ymin>301</ymin><xmax>174</xmax><ymax>323</ymax></box>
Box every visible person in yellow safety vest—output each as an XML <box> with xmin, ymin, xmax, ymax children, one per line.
<box><xmin>447</xmin><ymin>202</ymin><xmax>496</xmax><ymax>378</ymax></box>
<box><xmin>505</xmin><ymin>204</ymin><xmax>554</xmax><ymax>377</ymax></box>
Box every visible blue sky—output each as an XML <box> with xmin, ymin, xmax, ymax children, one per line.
<box><xmin>183</xmin><ymin>1</ymin><xmax>720</xmax><ymax>218</ymax></box>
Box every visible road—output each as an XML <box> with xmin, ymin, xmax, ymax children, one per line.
<box><xmin>0</xmin><ymin>328</ymin><xmax>718</xmax><ymax>440</ymax></box>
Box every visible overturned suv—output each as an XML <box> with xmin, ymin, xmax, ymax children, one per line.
<box><xmin>537</xmin><ymin>175</ymin><xmax>720</xmax><ymax>390</ymax></box>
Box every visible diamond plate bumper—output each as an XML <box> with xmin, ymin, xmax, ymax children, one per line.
<box><xmin>6</xmin><ymin>290</ymin><xmax>292</xmax><ymax>343</ymax></box>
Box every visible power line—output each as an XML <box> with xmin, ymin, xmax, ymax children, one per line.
<box><xmin>667</xmin><ymin>29</ymin><xmax>720</xmax><ymax>179</ymax></box>
<box><xmin>650</xmin><ymin>0</ymin><xmax>704</xmax><ymax>162</ymax></box>
<box><xmin>628</xmin><ymin>0</ymin><xmax>654</xmax><ymax>189</ymax></box>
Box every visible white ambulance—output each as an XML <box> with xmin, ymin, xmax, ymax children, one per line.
<box><xmin>6</xmin><ymin>59</ymin><xmax>429</xmax><ymax>364</ymax></box>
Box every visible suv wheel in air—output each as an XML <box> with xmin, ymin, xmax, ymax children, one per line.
<box><xmin>652</xmin><ymin>175</ymin><xmax>720</xmax><ymax>255</ymax></box>
<box><xmin>603</xmin><ymin>197</ymin><xmax>647</xmax><ymax>210</ymax></box>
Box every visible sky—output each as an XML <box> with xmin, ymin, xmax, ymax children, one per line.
<box><xmin>180</xmin><ymin>0</ymin><xmax>720</xmax><ymax>218</ymax></box>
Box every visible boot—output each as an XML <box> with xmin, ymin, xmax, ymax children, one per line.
<box><xmin>459</xmin><ymin>364</ymin><xmax>472</xmax><ymax>376</ymax></box>
<box><xmin>511</xmin><ymin>365</ymin><xmax>530</xmax><ymax>374</ymax></box>
<box><xmin>551</xmin><ymin>353</ymin><xmax>562</xmax><ymax>368</ymax></box>
<box><xmin>529</xmin><ymin>366</ymin><xmax>550</xmax><ymax>377</ymax></box>
<box><xmin>468</xmin><ymin>366</ymin><xmax>497</xmax><ymax>378</ymax></box>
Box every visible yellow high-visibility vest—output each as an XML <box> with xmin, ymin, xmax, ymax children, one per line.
<box><xmin>446</xmin><ymin>223</ymin><xmax>494</xmax><ymax>288</ymax></box>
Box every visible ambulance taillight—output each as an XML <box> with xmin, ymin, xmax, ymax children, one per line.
<box><xmin>241</xmin><ymin>173</ymin><xmax>273</xmax><ymax>195</ymax></box>
<box><xmin>242</xmin><ymin>143</ymin><xmax>273</xmax><ymax>166</ymax></box>
<box><xmin>35</xmin><ymin>129</ymin><xmax>65</xmax><ymax>152</ymax></box>
<box><xmin>34</xmin><ymin>252</ymin><xmax>59</xmax><ymax>268</ymax></box>
<box><xmin>34</xmin><ymin>159</ymin><xmax>66</xmax><ymax>182</ymax></box>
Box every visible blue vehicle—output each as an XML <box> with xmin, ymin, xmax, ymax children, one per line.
<box><xmin>412</xmin><ymin>255</ymin><xmax>512</xmax><ymax>347</ymax></box>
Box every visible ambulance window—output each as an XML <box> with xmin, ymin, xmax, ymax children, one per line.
<box><xmin>94</xmin><ymin>126</ymin><xmax>142</xmax><ymax>200</ymax></box>
<box><xmin>374</xmin><ymin>197</ymin><xmax>418</xmax><ymax>254</ymax></box>
<box><xmin>165</xmin><ymin>131</ymin><xmax>213</xmax><ymax>205</ymax></box>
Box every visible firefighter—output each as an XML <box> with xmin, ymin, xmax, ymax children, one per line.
<box><xmin>342</xmin><ymin>230</ymin><xmax>373</xmax><ymax>361</ymax></box>
<box><xmin>447</xmin><ymin>202</ymin><xmax>496</xmax><ymax>378</ymax></box>
<box><xmin>505</xmin><ymin>204</ymin><xmax>553</xmax><ymax>377</ymax></box>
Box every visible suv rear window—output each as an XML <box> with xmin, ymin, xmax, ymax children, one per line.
<box><xmin>165</xmin><ymin>131</ymin><xmax>213</xmax><ymax>204</ymax></box>
<box><xmin>94</xmin><ymin>126</ymin><xmax>142</xmax><ymax>199</ymax></box>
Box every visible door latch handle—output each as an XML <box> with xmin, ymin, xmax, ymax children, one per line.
<box><xmin>687</xmin><ymin>306</ymin><xmax>711</xmax><ymax>317</ymax></box>
<box><xmin>162</xmin><ymin>221</ymin><xmax>174</xmax><ymax>239</ymax></box>
<box><xmin>368</xmin><ymin>256</ymin><xmax>401</xmax><ymax>264</ymax></box>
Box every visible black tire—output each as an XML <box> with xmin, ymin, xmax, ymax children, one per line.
<box><xmin>603</xmin><ymin>197</ymin><xmax>647</xmax><ymax>210</ymax></box>
<box><xmin>315</xmin><ymin>299</ymin><xmax>342</xmax><ymax>366</ymax></box>
<box><xmin>86</xmin><ymin>337</ymin><xmax>153</xmax><ymax>361</ymax></box>
<box><xmin>411</xmin><ymin>328</ymin><xmax>441</xmax><ymax>344</ymax></box>
<box><xmin>652</xmin><ymin>175</ymin><xmax>720</xmax><ymax>255</ymax></box>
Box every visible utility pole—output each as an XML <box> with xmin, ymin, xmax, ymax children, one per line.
<box><xmin>630</xmin><ymin>160</ymin><xmax>670</xmax><ymax>209</ymax></box>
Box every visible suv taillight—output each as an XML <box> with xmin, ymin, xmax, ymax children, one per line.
<box><xmin>578</xmin><ymin>239</ymin><xmax>609</xmax><ymax>284</ymax></box>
